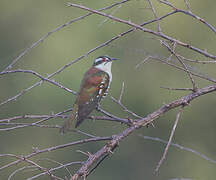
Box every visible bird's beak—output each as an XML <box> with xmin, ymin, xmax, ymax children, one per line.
<box><xmin>111</xmin><ymin>57</ymin><xmax>118</xmax><ymax>61</ymax></box>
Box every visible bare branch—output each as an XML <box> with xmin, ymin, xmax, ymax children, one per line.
<box><xmin>0</xmin><ymin>69</ymin><xmax>77</xmax><ymax>94</ymax></box>
<box><xmin>0</xmin><ymin>136</ymin><xmax>111</xmax><ymax>171</ymax></box>
<box><xmin>98</xmin><ymin>4</ymin><xmax>122</xmax><ymax>27</ymax></box>
<box><xmin>111</xmin><ymin>96</ymin><xmax>142</xmax><ymax>119</ymax></box>
<box><xmin>111</xmin><ymin>81</ymin><xmax>142</xmax><ymax>119</ymax></box>
<box><xmin>27</xmin><ymin>161</ymin><xmax>82</xmax><ymax>180</ymax></box>
<box><xmin>96</xmin><ymin>106</ymin><xmax>130</xmax><ymax>125</ymax></box>
<box><xmin>135</xmin><ymin>56</ymin><xmax>151</xmax><ymax>69</ymax></box>
<box><xmin>139</xmin><ymin>135</ymin><xmax>216</xmax><ymax>164</ymax></box>
<box><xmin>2</xmin><ymin>1</ymin><xmax>216</xmax><ymax>179</ymax></box>
<box><xmin>67</xmin><ymin>2</ymin><xmax>216</xmax><ymax>59</ymax></box>
<box><xmin>8</xmin><ymin>166</ymin><xmax>36</xmax><ymax>180</ymax></box>
<box><xmin>179</xmin><ymin>55</ymin><xmax>216</xmax><ymax>64</ymax></box>
<box><xmin>159</xmin><ymin>0</ymin><xmax>216</xmax><ymax>33</ymax></box>
<box><xmin>0</xmin><ymin>154</ymin><xmax>60</xmax><ymax>180</ymax></box>
<box><xmin>70</xmin><ymin>84</ymin><xmax>216</xmax><ymax>179</ymax></box>
<box><xmin>147</xmin><ymin>0</ymin><xmax>161</xmax><ymax>32</ymax></box>
<box><xmin>160</xmin><ymin>86</ymin><xmax>193</xmax><ymax>91</ymax></box>
<box><xmin>0</xmin><ymin>114</ymin><xmax>66</xmax><ymax>123</ymax></box>
<box><xmin>119</xmin><ymin>81</ymin><xmax>125</xmax><ymax>103</ymax></box>
<box><xmin>1</xmin><ymin>0</ymin><xmax>131</xmax><ymax>72</ymax></box>
<box><xmin>0</xmin><ymin>8</ymin><xmax>185</xmax><ymax>108</ymax></box>
<box><xmin>184</xmin><ymin>0</ymin><xmax>191</xmax><ymax>12</ymax></box>
<box><xmin>0</xmin><ymin>108</ymin><xmax>73</xmax><ymax>131</ymax></box>
<box><xmin>160</xmin><ymin>40</ymin><xmax>197</xmax><ymax>91</ymax></box>
<box><xmin>150</xmin><ymin>55</ymin><xmax>216</xmax><ymax>83</ymax></box>
<box><xmin>38</xmin><ymin>158</ymin><xmax>73</xmax><ymax>178</ymax></box>
<box><xmin>155</xmin><ymin>106</ymin><xmax>184</xmax><ymax>172</ymax></box>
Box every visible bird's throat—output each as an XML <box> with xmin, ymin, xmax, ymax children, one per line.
<box><xmin>95</xmin><ymin>62</ymin><xmax>112</xmax><ymax>82</ymax></box>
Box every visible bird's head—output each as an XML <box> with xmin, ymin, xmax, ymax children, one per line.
<box><xmin>93</xmin><ymin>56</ymin><xmax>118</xmax><ymax>67</ymax></box>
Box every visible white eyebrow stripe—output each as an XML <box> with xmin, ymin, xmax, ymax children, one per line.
<box><xmin>95</xmin><ymin>58</ymin><xmax>103</xmax><ymax>63</ymax></box>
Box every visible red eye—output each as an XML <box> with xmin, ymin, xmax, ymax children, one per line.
<box><xmin>102</xmin><ymin>58</ymin><xmax>106</xmax><ymax>62</ymax></box>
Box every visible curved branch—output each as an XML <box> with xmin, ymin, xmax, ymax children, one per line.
<box><xmin>0</xmin><ymin>8</ymin><xmax>181</xmax><ymax>108</ymax></box>
<box><xmin>0</xmin><ymin>136</ymin><xmax>111</xmax><ymax>171</ymax></box>
<box><xmin>67</xmin><ymin>3</ymin><xmax>216</xmax><ymax>60</ymax></box>
<box><xmin>1</xmin><ymin>0</ymin><xmax>131</xmax><ymax>72</ymax></box>
<box><xmin>0</xmin><ymin>69</ymin><xmax>76</xmax><ymax>94</ymax></box>
<box><xmin>70</xmin><ymin>84</ymin><xmax>216</xmax><ymax>179</ymax></box>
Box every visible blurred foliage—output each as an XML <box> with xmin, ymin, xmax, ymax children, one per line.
<box><xmin>0</xmin><ymin>0</ymin><xmax>216</xmax><ymax>179</ymax></box>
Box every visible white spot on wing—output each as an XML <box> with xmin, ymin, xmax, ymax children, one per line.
<box><xmin>98</xmin><ymin>88</ymin><xmax>103</xmax><ymax>95</ymax></box>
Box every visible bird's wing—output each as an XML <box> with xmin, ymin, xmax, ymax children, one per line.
<box><xmin>60</xmin><ymin>68</ymin><xmax>110</xmax><ymax>133</ymax></box>
<box><xmin>75</xmin><ymin>69</ymin><xmax>110</xmax><ymax>127</ymax></box>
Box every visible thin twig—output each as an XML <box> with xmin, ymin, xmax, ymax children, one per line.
<box><xmin>96</xmin><ymin>106</ymin><xmax>130</xmax><ymax>125</ymax></box>
<box><xmin>155</xmin><ymin>106</ymin><xmax>184</xmax><ymax>172</ymax></box>
<box><xmin>0</xmin><ymin>114</ymin><xmax>67</xmax><ymax>123</ymax></box>
<box><xmin>67</xmin><ymin>2</ymin><xmax>216</xmax><ymax>59</ymax></box>
<box><xmin>98</xmin><ymin>5</ymin><xmax>122</xmax><ymax>27</ymax></box>
<box><xmin>1</xmin><ymin>0</ymin><xmax>131</xmax><ymax>72</ymax></box>
<box><xmin>0</xmin><ymin>122</ymin><xmax>60</xmax><ymax>129</ymax></box>
<box><xmin>136</xmin><ymin>55</ymin><xmax>216</xmax><ymax>83</ymax></box>
<box><xmin>1</xmin><ymin>154</ymin><xmax>59</xmax><ymax>180</ymax></box>
<box><xmin>111</xmin><ymin>96</ymin><xmax>142</xmax><ymax>119</ymax></box>
<box><xmin>147</xmin><ymin>0</ymin><xmax>161</xmax><ymax>32</ymax></box>
<box><xmin>135</xmin><ymin>56</ymin><xmax>151</xmax><ymax>69</ymax></box>
<box><xmin>0</xmin><ymin>9</ymin><xmax>188</xmax><ymax>108</ymax></box>
<box><xmin>8</xmin><ymin>166</ymin><xmax>36</xmax><ymax>180</ymax></box>
<box><xmin>179</xmin><ymin>55</ymin><xmax>216</xmax><ymax>64</ymax></box>
<box><xmin>27</xmin><ymin>161</ymin><xmax>82</xmax><ymax>180</ymax></box>
<box><xmin>158</xmin><ymin>0</ymin><xmax>216</xmax><ymax>33</ymax></box>
<box><xmin>72</xmin><ymin>129</ymin><xmax>97</xmax><ymax>138</ymax></box>
<box><xmin>184</xmin><ymin>0</ymin><xmax>191</xmax><ymax>12</ymax></box>
<box><xmin>119</xmin><ymin>81</ymin><xmax>125</xmax><ymax>102</ymax></box>
<box><xmin>0</xmin><ymin>136</ymin><xmax>111</xmax><ymax>171</ymax></box>
<box><xmin>139</xmin><ymin>135</ymin><xmax>216</xmax><ymax>164</ymax></box>
<box><xmin>111</xmin><ymin>81</ymin><xmax>143</xmax><ymax>119</ymax></box>
<box><xmin>0</xmin><ymin>69</ymin><xmax>76</xmax><ymax>94</ymax></box>
<box><xmin>156</xmin><ymin>55</ymin><xmax>216</xmax><ymax>83</ymax></box>
<box><xmin>160</xmin><ymin>86</ymin><xmax>193</xmax><ymax>91</ymax></box>
<box><xmin>38</xmin><ymin>158</ymin><xmax>73</xmax><ymax>178</ymax></box>
<box><xmin>0</xmin><ymin>108</ymin><xmax>73</xmax><ymax>131</ymax></box>
<box><xmin>160</xmin><ymin>40</ymin><xmax>197</xmax><ymax>91</ymax></box>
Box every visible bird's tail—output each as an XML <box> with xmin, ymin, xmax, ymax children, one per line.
<box><xmin>59</xmin><ymin>104</ymin><xmax>78</xmax><ymax>134</ymax></box>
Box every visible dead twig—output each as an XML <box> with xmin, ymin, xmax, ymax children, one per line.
<box><xmin>147</xmin><ymin>0</ymin><xmax>161</xmax><ymax>32</ymax></box>
<box><xmin>155</xmin><ymin>106</ymin><xmax>184</xmax><ymax>172</ymax></box>
<box><xmin>1</xmin><ymin>0</ymin><xmax>131</xmax><ymax>72</ymax></box>
<box><xmin>139</xmin><ymin>135</ymin><xmax>216</xmax><ymax>165</ymax></box>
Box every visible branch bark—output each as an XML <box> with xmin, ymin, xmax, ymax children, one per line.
<box><xmin>70</xmin><ymin>84</ymin><xmax>216</xmax><ymax>179</ymax></box>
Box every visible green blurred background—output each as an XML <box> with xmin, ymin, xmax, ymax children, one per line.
<box><xmin>0</xmin><ymin>0</ymin><xmax>216</xmax><ymax>179</ymax></box>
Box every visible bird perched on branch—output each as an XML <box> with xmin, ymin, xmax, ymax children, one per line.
<box><xmin>60</xmin><ymin>55</ymin><xmax>118</xmax><ymax>133</ymax></box>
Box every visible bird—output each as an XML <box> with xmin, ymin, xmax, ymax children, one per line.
<box><xmin>60</xmin><ymin>55</ymin><xmax>118</xmax><ymax>133</ymax></box>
